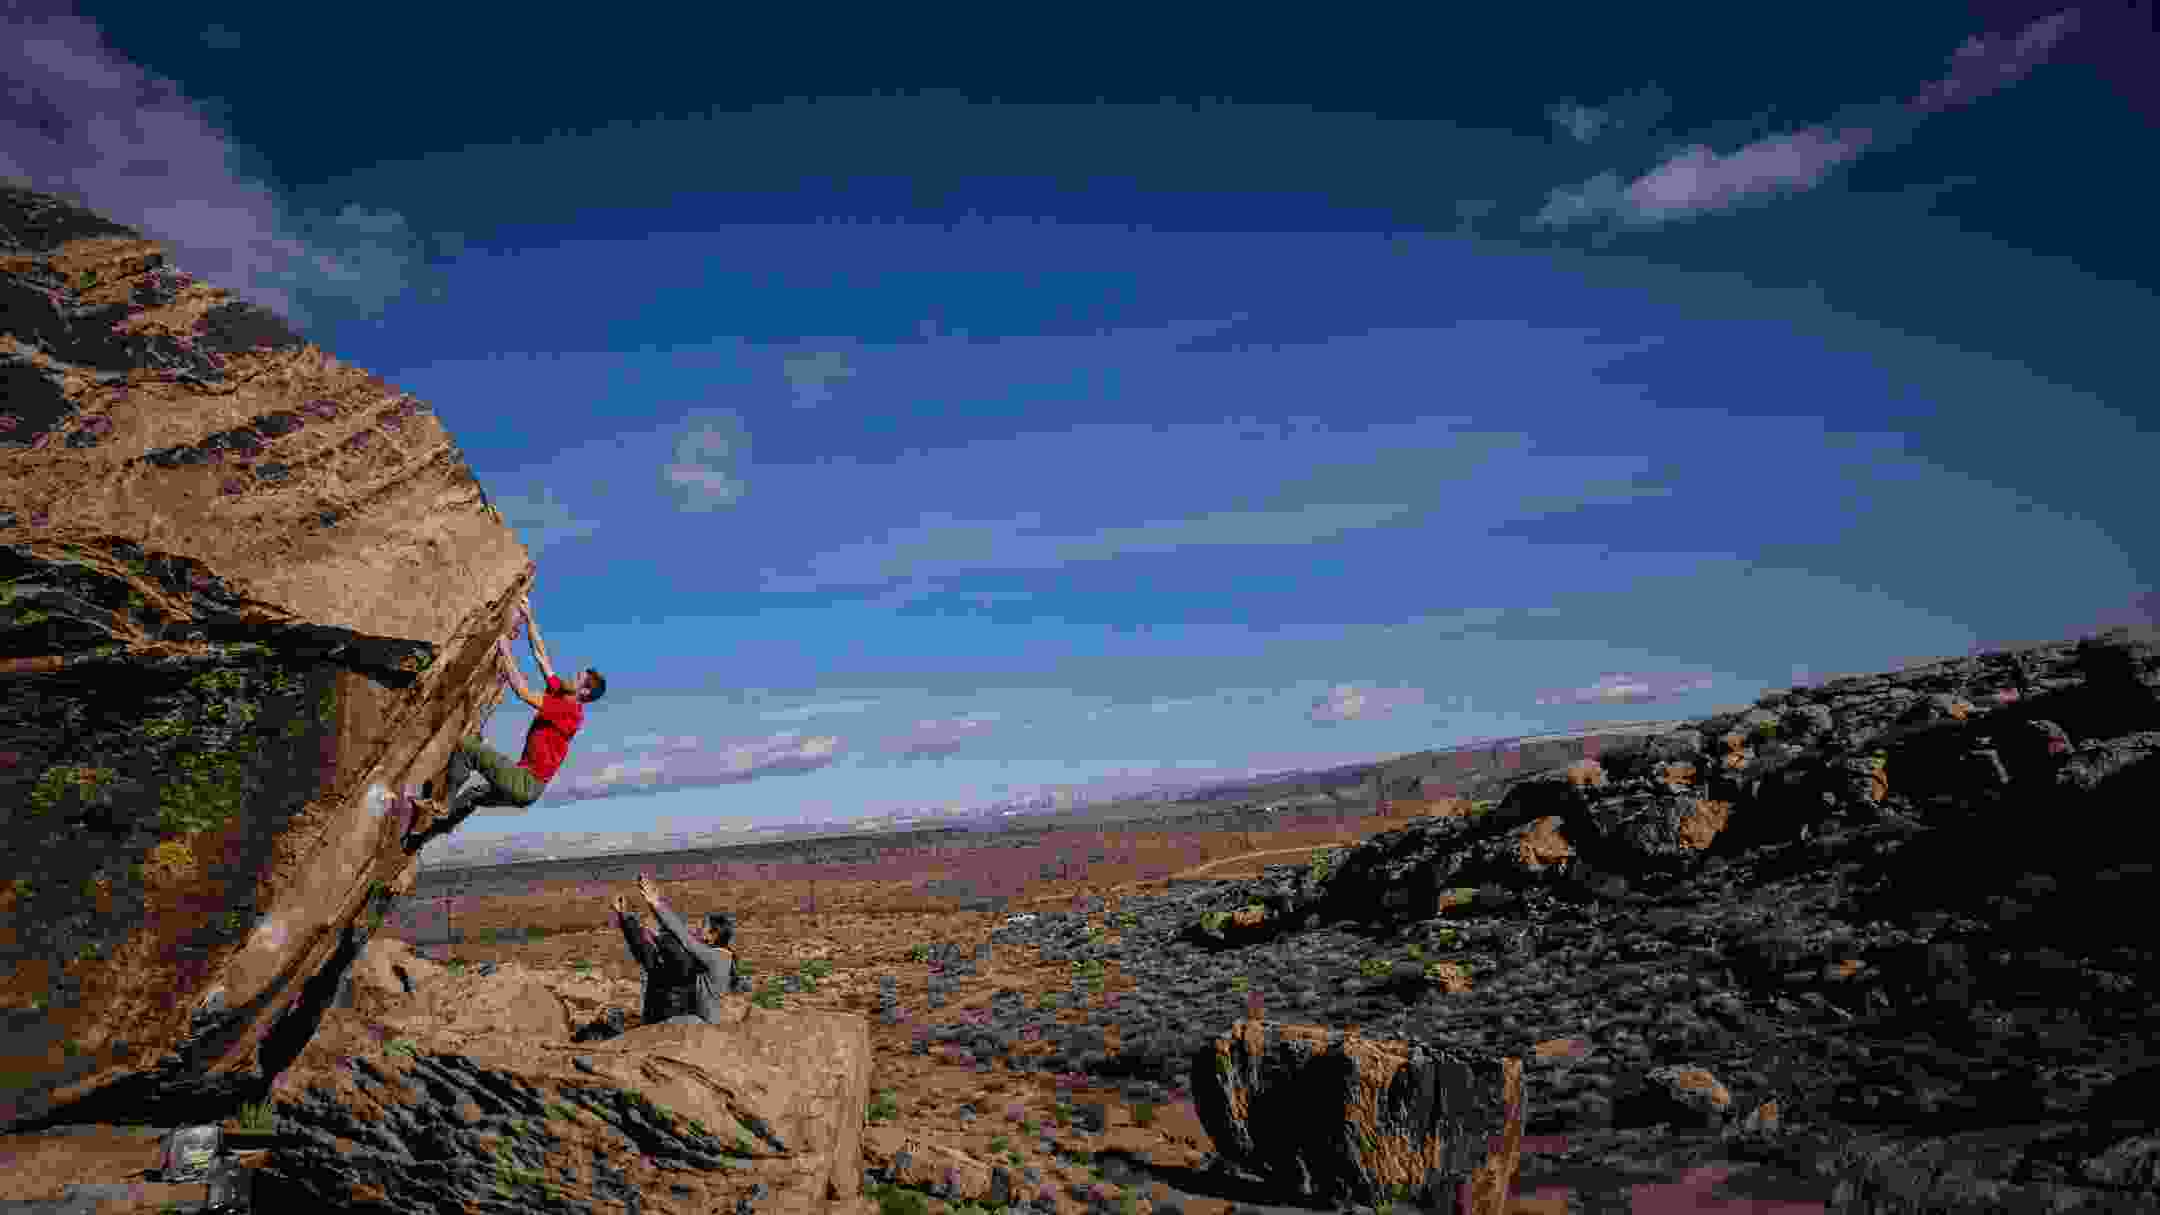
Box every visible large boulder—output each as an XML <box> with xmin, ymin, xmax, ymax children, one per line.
<box><xmin>342</xmin><ymin>945</ymin><xmax>576</xmax><ymax>1046</ymax></box>
<box><xmin>253</xmin><ymin>1002</ymin><xmax>874</xmax><ymax>1214</ymax></box>
<box><xmin>0</xmin><ymin>185</ymin><xmax>530</xmax><ymax>1131</ymax></box>
<box><xmin>344</xmin><ymin>936</ymin><xmax>652</xmax><ymax>1040</ymax></box>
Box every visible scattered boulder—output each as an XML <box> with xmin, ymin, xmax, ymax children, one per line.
<box><xmin>367</xmin><ymin>959</ymin><xmax>576</xmax><ymax>1048</ymax></box>
<box><xmin>343</xmin><ymin>936</ymin><xmax>448</xmax><ymax>1011</ymax></box>
<box><xmin>1187</xmin><ymin>1017</ymin><xmax>1522</xmax><ymax>1209</ymax></box>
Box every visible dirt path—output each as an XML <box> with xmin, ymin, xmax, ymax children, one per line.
<box><xmin>1162</xmin><ymin>842</ymin><xmax>1343</xmax><ymax>881</ymax></box>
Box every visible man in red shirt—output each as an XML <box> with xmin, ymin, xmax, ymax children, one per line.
<box><xmin>407</xmin><ymin>592</ymin><xmax>604</xmax><ymax>849</ymax></box>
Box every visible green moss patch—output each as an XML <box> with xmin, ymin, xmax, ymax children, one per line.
<box><xmin>25</xmin><ymin>765</ymin><xmax>118</xmax><ymax>819</ymax></box>
<box><xmin>155</xmin><ymin>751</ymin><xmax>246</xmax><ymax>834</ymax></box>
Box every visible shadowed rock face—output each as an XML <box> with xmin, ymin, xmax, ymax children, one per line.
<box><xmin>1190</xmin><ymin>1020</ymin><xmax>1523</xmax><ymax>1209</ymax></box>
<box><xmin>1177</xmin><ymin>629</ymin><xmax>2160</xmax><ymax>949</ymax></box>
<box><xmin>0</xmin><ymin>185</ymin><xmax>531</xmax><ymax>1132</ymax></box>
<box><xmin>1162</xmin><ymin>626</ymin><xmax>2160</xmax><ymax>1210</ymax></box>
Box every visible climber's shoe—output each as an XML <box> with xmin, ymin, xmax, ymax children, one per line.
<box><xmin>402</xmin><ymin>798</ymin><xmax>444</xmax><ymax>850</ymax></box>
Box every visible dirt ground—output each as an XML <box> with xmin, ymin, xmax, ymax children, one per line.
<box><xmin>2</xmin><ymin>809</ymin><xmax>1561</xmax><ymax>1215</ymax></box>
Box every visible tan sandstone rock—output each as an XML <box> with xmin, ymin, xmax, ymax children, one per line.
<box><xmin>1</xmin><ymin>184</ymin><xmax>529</xmax><ymax>1130</ymax></box>
<box><xmin>256</xmin><ymin>1002</ymin><xmax>874</xmax><ymax>1214</ymax></box>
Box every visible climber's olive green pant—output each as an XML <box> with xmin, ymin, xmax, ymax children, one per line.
<box><xmin>452</xmin><ymin>736</ymin><xmax>544</xmax><ymax>810</ymax></box>
<box><xmin>406</xmin><ymin>737</ymin><xmax>548</xmax><ymax>851</ymax></box>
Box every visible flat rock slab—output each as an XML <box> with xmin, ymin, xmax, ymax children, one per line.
<box><xmin>257</xmin><ymin>1002</ymin><xmax>874</xmax><ymax>1214</ymax></box>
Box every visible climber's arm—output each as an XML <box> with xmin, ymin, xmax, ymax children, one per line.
<box><xmin>517</xmin><ymin>594</ymin><xmax>559</xmax><ymax>685</ymax></box>
<box><xmin>496</xmin><ymin>642</ymin><xmax>544</xmax><ymax>711</ymax></box>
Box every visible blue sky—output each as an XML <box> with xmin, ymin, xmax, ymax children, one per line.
<box><xmin>8</xmin><ymin>2</ymin><xmax>2154</xmax><ymax>840</ymax></box>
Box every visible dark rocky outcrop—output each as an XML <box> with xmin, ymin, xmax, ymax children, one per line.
<box><xmin>1188</xmin><ymin>1020</ymin><xmax>1522</xmax><ymax>1210</ymax></box>
<box><xmin>1</xmin><ymin>185</ymin><xmax>529</xmax><ymax>1133</ymax></box>
<box><xmin>1157</xmin><ymin>626</ymin><xmax>2160</xmax><ymax>1211</ymax></box>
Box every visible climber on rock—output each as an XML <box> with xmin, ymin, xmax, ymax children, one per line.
<box><xmin>406</xmin><ymin>591</ymin><xmax>604</xmax><ymax>850</ymax></box>
<box><xmin>609</xmin><ymin>874</ymin><xmax>734</xmax><ymax>1028</ymax></box>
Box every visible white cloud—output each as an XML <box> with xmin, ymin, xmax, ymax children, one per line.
<box><xmin>660</xmin><ymin>408</ymin><xmax>752</xmax><ymax>512</ymax></box>
<box><xmin>782</xmin><ymin>348</ymin><xmax>858</xmax><ymax>409</ymax></box>
<box><xmin>761</xmin><ymin>699</ymin><xmax>882</xmax><ymax>722</ymax></box>
<box><xmin>1529</xmin><ymin>11</ymin><xmax>2080</xmax><ymax>233</ymax></box>
<box><xmin>1909</xmin><ymin>9</ymin><xmax>2083</xmax><ymax>113</ymax></box>
<box><xmin>619</xmin><ymin>734</ymin><xmax>704</xmax><ymax>753</ymax></box>
<box><xmin>1533</xmin><ymin>672</ymin><xmax>1715</xmax><ymax>707</ymax></box>
<box><xmin>1532</xmin><ymin>127</ymin><xmax>1874</xmax><ymax>230</ymax></box>
<box><xmin>762</xmin><ymin>501</ymin><xmax>1414</xmax><ymax>594</ymax></box>
<box><xmin>1629</xmin><ymin>128</ymin><xmax>1876</xmax><ymax>223</ymax></box>
<box><xmin>1530</xmin><ymin>171</ymin><xmax>1629</xmax><ymax>230</ymax></box>
<box><xmin>538</xmin><ymin>730</ymin><xmax>845</xmax><ymax>806</ymax></box>
<box><xmin>883</xmin><ymin>715</ymin><xmax>1000</xmax><ymax>760</ymax></box>
<box><xmin>1309</xmin><ymin>683</ymin><xmax>1425</xmax><ymax>723</ymax></box>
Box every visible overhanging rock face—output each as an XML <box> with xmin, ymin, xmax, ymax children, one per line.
<box><xmin>1</xmin><ymin>185</ymin><xmax>531</xmax><ymax>1131</ymax></box>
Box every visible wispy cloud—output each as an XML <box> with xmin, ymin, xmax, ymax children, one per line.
<box><xmin>1637</xmin><ymin>128</ymin><xmax>1872</xmax><ymax>225</ymax></box>
<box><xmin>1909</xmin><ymin>9</ymin><xmax>2084</xmax><ymax>113</ymax></box>
<box><xmin>782</xmin><ymin>348</ymin><xmax>857</xmax><ymax>409</ymax></box>
<box><xmin>1530</xmin><ymin>10</ymin><xmax>2082</xmax><ymax>232</ymax></box>
<box><xmin>1309</xmin><ymin>683</ymin><xmax>1426</xmax><ymax>723</ymax></box>
<box><xmin>615</xmin><ymin>734</ymin><xmax>705</xmax><ymax>754</ymax></box>
<box><xmin>882</xmin><ymin>715</ymin><xmax>1000</xmax><ymax>761</ymax></box>
<box><xmin>0</xmin><ymin>9</ymin><xmax>436</xmax><ymax>329</ymax></box>
<box><xmin>760</xmin><ymin>698</ymin><xmax>882</xmax><ymax>723</ymax></box>
<box><xmin>198</xmin><ymin>23</ymin><xmax>242</xmax><ymax>50</ymax></box>
<box><xmin>1533</xmin><ymin>672</ymin><xmax>1715</xmax><ymax>707</ymax></box>
<box><xmin>1547</xmin><ymin>102</ymin><xmax>1613</xmax><ymax>143</ymax></box>
<box><xmin>660</xmin><ymin>408</ymin><xmax>752</xmax><ymax>512</ymax></box>
<box><xmin>1532</xmin><ymin>124</ymin><xmax>1878</xmax><ymax>230</ymax></box>
<box><xmin>524</xmin><ymin>730</ymin><xmax>843</xmax><ymax>809</ymax></box>
<box><xmin>1540</xmin><ymin>85</ymin><xmax>1672</xmax><ymax>150</ymax></box>
<box><xmin>761</xmin><ymin>501</ymin><xmax>1414</xmax><ymax>595</ymax></box>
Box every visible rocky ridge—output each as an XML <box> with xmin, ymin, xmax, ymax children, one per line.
<box><xmin>957</xmin><ymin>626</ymin><xmax>2160</xmax><ymax>1211</ymax></box>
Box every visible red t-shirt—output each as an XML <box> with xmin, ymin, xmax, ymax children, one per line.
<box><xmin>517</xmin><ymin>675</ymin><xmax>585</xmax><ymax>783</ymax></box>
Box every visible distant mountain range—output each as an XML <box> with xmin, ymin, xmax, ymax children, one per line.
<box><xmin>415</xmin><ymin>715</ymin><xmax>1695</xmax><ymax>872</ymax></box>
